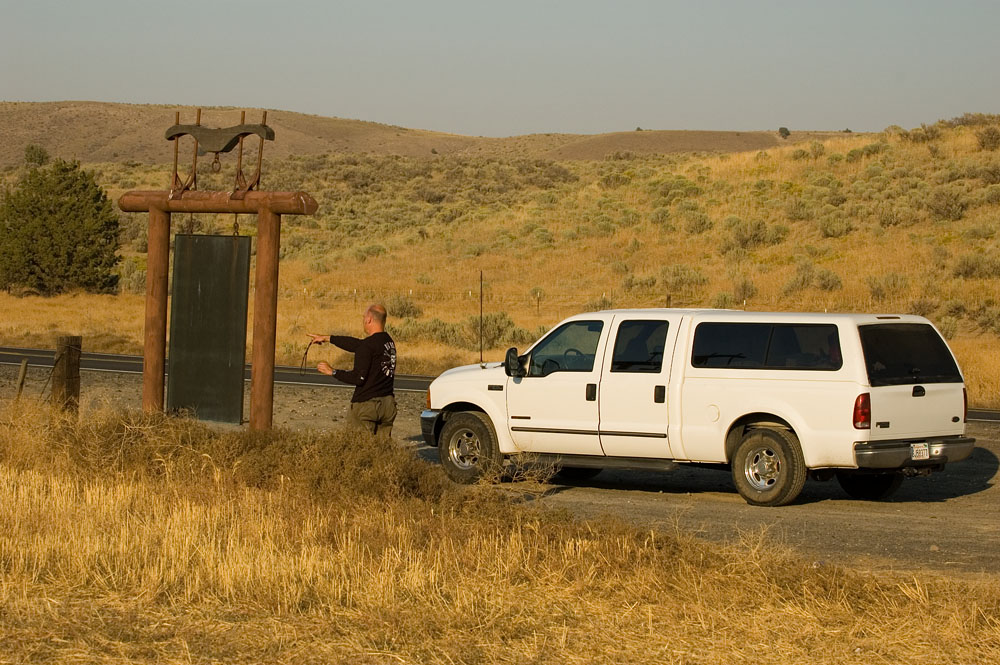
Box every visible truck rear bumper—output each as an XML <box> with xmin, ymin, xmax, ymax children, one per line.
<box><xmin>853</xmin><ymin>436</ymin><xmax>975</xmax><ymax>469</ymax></box>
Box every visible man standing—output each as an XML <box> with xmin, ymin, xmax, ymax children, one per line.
<box><xmin>308</xmin><ymin>303</ymin><xmax>397</xmax><ymax>439</ymax></box>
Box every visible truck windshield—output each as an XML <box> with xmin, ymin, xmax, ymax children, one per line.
<box><xmin>858</xmin><ymin>323</ymin><xmax>962</xmax><ymax>386</ymax></box>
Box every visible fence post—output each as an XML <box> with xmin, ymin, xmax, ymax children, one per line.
<box><xmin>15</xmin><ymin>358</ymin><xmax>28</xmax><ymax>401</ymax></box>
<box><xmin>52</xmin><ymin>335</ymin><xmax>82</xmax><ymax>412</ymax></box>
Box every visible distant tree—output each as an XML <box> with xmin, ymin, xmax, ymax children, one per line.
<box><xmin>23</xmin><ymin>144</ymin><xmax>49</xmax><ymax>167</ymax></box>
<box><xmin>778</xmin><ymin>127</ymin><xmax>791</xmax><ymax>139</ymax></box>
<box><xmin>0</xmin><ymin>160</ymin><xmax>120</xmax><ymax>294</ymax></box>
<box><xmin>635</xmin><ymin>127</ymin><xmax>644</xmax><ymax>132</ymax></box>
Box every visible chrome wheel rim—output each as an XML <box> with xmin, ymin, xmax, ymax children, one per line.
<box><xmin>744</xmin><ymin>445</ymin><xmax>780</xmax><ymax>491</ymax></box>
<box><xmin>448</xmin><ymin>428</ymin><xmax>481</xmax><ymax>470</ymax></box>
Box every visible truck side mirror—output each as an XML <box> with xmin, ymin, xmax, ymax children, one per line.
<box><xmin>504</xmin><ymin>347</ymin><xmax>526</xmax><ymax>377</ymax></box>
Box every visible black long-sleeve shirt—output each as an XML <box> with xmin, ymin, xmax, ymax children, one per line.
<box><xmin>329</xmin><ymin>331</ymin><xmax>396</xmax><ymax>402</ymax></box>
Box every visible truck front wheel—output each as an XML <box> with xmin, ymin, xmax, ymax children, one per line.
<box><xmin>438</xmin><ymin>411</ymin><xmax>502</xmax><ymax>484</ymax></box>
<box><xmin>731</xmin><ymin>427</ymin><xmax>807</xmax><ymax>507</ymax></box>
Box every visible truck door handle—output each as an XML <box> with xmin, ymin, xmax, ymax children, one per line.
<box><xmin>654</xmin><ymin>385</ymin><xmax>665</xmax><ymax>403</ymax></box>
<box><xmin>586</xmin><ymin>383</ymin><xmax>597</xmax><ymax>401</ymax></box>
<box><xmin>912</xmin><ymin>385</ymin><xmax>925</xmax><ymax>397</ymax></box>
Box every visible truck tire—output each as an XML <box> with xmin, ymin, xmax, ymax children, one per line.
<box><xmin>731</xmin><ymin>427</ymin><xmax>807</xmax><ymax>507</ymax></box>
<box><xmin>438</xmin><ymin>411</ymin><xmax>503</xmax><ymax>484</ymax></box>
<box><xmin>835</xmin><ymin>471</ymin><xmax>904</xmax><ymax>500</ymax></box>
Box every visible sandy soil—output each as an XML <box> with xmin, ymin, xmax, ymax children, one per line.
<box><xmin>3</xmin><ymin>364</ymin><xmax>997</xmax><ymax>577</ymax></box>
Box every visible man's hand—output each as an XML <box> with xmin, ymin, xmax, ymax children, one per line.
<box><xmin>317</xmin><ymin>361</ymin><xmax>334</xmax><ymax>376</ymax></box>
<box><xmin>307</xmin><ymin>333</ymin><xmax>328</xmax><ymax>344</ymax></box>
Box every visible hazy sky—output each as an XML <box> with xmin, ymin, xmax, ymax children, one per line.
<box><xmin>2</xmin><ymin>0</ymin><xmax>998</xmax><ymax>136</ymax></box>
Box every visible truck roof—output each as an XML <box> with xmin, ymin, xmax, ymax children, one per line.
<box><xmin>572</xmin><ymin>308</ymin><xmax>932</xmax><ymax>326</ymax></box>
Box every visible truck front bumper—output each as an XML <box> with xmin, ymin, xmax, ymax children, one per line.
<box><xmin>421</xmin><ymin>409</ymin><xmax>442</xmax><ymax>447</ymax></box>
<box><xmin>853</xmin><ymin>436</ymin><xmax>975</xmax><ymax>469</ymax></box>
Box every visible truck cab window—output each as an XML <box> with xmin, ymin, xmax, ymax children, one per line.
<box><xmin>611</xmin><ymin>320</ymin><xmax>669</xmax><ymax>372</ymax></box>
<box><xmin>527</xmin><ymin>320</ymin><xmax>603</xmax><ymax>377</ymax></box>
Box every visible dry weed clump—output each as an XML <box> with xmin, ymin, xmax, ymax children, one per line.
<box><xmin>0</xmin><ymin>401</ymin><xmax>998</xmax><ymax>663</ymax></box>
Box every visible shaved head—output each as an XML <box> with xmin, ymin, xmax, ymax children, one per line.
<box><xmin>366</xmin><ymin>303</ymin><xmax>387</xmax><ymax>331</ymax></box>
<box><xmin>363</xmin><ymin>303</ymin><xmax>386</xmax><ymax>335</ymax></box>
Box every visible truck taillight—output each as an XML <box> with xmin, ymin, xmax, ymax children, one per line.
<box><xmin>853</xmin><ymin>393</ymin><xmax>871</xmax><ymax>430</ymax></box>
<box><xmin>426</xmin><ymin>389</ymin><xmax>431</xmax><ymax>409</ymax></box>
<box><xmin>963</xmin><ymin>387</ymin><xmax>968</xmax><ymax>423</ymax></box>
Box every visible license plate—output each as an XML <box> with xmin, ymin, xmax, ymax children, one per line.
<box><xmin>911</xmin><ymin>442</ymin><xmax>929</xmax><ymax>460</ymax></box>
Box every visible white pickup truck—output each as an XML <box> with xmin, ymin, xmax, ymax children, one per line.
<box><xmin>421</xmin><ymin>309</ymin><xmax>975</xmax><ymax>506</ymax></box>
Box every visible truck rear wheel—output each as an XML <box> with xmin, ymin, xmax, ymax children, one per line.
<box><xmin>835</xmin><ymin>471</ymin><xmax>904</xmax><ymax>500</ymax></box>
<box><xmin>438</xmin><ymin>411</ymin><xmax>502</xmax><ymax>484</ymax></box>
<box><xmin>731</xmin><ymin>427</ymin><xmax>807</xmax><ymax>507</ymax></box>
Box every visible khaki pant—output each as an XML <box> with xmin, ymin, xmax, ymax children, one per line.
<box><xmin>348</xmin><ymin>395</ymin><xmax>397</xmax><ymax>440</ymax></box>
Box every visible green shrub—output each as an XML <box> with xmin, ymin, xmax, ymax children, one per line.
<box><xmin>926</xmin><ymin>186</ymin><xmax>968</xmax><ymax>221</ymax></box>
<box><xmin>791</xmin><ymin>149</ymin><xmax>810</xmax><ymax>161</ymax></box>
<box><xmin>778</xmin><ymin>127</ymin><xmax>790</xmax><ymax>139</ymax></box>
<box><xmin>650</xmin><ymin>207</ymin><xmax>672</xmax><ymax>226</ymax></box>
<box><xmin>865</xmin><ymin>273</ymin><xmax>908</xmax><ymax>302</ymax></box>
<box><xmin>684</xmin><ymin>212</ymin><xmax>713</xmax><ymax>234</ymax></box>
<box><xmin>599</xmin><ymin>172</ymin><xmax>630</xmax><ymax>189</ymax></box>
<box><xmin>976</xmin><ymin>126</ymin><xmax>1000</xmax><ymax>151</ymax></box>
<box><xmin>353</xmin><ymin>244</ymin><xmax>387</xmax><ymax>262</ymax></box>
<box><xmin>117</xmin><ymin>257</ymin><xmax>146</xmax><ymax>295</ymax></box>
<box><xmin>386</xmin><ymin>294</ymin><xmax>422</xmax><ymax>318</ymax></box>
<box><xmin>814</xmin><ymin>268</ymin><xmax>842</xmax><ymax>291</ymax></box>
<box><xmin>907</xmin><ymin>297</ymin><xmax>938</xmax><ymax>317</ymax></box>
<box><xmin>784</xmin><ymin>198</ymin><xmax>814</xmax><ymax>221</ymax></box>
<box><xmin>721</xmin><ymin>218</ymin><xmax>787</xmax><ymax>253</ymax></box>
<box><xmin>937</xmin><ymin>316</ymin><xmax>959</xmax><ymax>339</ymax></box>
<box><xmin>733</xmin><ymin>276</ymin><xmax>756</xmax><ymax>302</ymax></box>
<box><xmin>585</xmin><ymin>295</ymin><xmax>613</xmax><ymax>310</ymax></box>
<box><xmin>942</xmin><ymin>299</ymin><xmax>966</xmax><ymax>318</ymax></box>
<box><xmin>23</xmin><ymin>144</ymin><xmax>50</xmax><ymax>167</ymax></box>
<box><xmin>660</xmin><ymin>264</ymin><xmax>708</xmax><ymax>293</ymax></box>
<box><xmin>818</xmin><ymin>215</ymin><xmax>853</xmax><ymax>238</ymax></box>
<box><xmin>953</xmin><ymin>253</ymin><xmax>1000</xmax><ymax>279</ymax></box>
<box><xmin>711</xmin><ymin>292</ymin><xmax>736</xmax><ymax>308</ymax></box>
<box><xmin>783</xmin><ymin>261</ymin><xmax>814</xmax><ymax>294</ymax></box>
<box><xmin>621</xmin><ymin>275</ymin><xmax>657</xmax><ymax>292</ymax></box>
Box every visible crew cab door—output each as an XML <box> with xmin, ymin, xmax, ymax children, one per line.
<box><xmin>506</xmin><ymin>319</ymin><xmax>607</xmax><ymax>455</ymax></box>
<box><xmin>599</xmin><ymin>315</ymin><xmax>680</xmax><ymax>458</ymax></box>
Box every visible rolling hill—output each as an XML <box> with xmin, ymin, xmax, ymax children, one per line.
<box><xmin>0</xmin><ymin>101</ymin><xmax>848</xmax><ymax>167</ymax></box>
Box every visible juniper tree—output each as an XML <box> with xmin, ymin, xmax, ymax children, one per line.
<box><xmin>0</xmin><ymin>159</ymin><xmax>120</xmax><ymax>294</ymax></box>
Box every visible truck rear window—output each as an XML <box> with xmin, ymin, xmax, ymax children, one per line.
<box><xmin>858</xmin><ymin>323</ymin><xmax>962</xmax><ymax>386</ymax></box>
<box><xmin>691</xmin><ymin>323</ymin><xmax>842</xmax><ymax>370</ymax></box>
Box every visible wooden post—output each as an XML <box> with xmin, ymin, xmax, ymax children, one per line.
<box><xmin>52</xmin><ymin>336</ymin><xmax>81</xmax><ymax>411</ymax></box>
<box><xmin>249</xmin><ymin>208</ymin><xmax>281</xmax><ymax>430</ymax></box>
<box><xmin>14</xmin><ymin>358</ymin><xmax>28</xmax><ymax>401</ymax></box>
<box><xmin>143</xmin><ymin>206</ymin><xmax>171</xmax><ymax>412</ymax></box>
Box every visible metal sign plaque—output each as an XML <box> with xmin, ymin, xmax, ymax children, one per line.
<box><xmin>167</xmin><ymin>234</ymin><xmax>251</xmax><ymax>423</ymax></box>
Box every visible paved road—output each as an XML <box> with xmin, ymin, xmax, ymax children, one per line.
<box><xmin>0</xmin><ymin>346</ymin><xmax>433</xmax><ymax>393</ymax></box>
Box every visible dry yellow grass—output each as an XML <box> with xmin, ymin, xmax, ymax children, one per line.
<box><xmin>0</xmin><ymin>400</ymin><xmax>998</xmax><ymax>663</ymax></box>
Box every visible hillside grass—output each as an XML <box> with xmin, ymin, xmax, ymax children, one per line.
<box><xmin>2</xmin><ymin>118</ymin><xmax>999</xmax><ymax>403</ymax></box>
<box><xmin>1</xmin><ymin>399</ymin><xmax>998</xmax><ymax>664</ymax></box>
